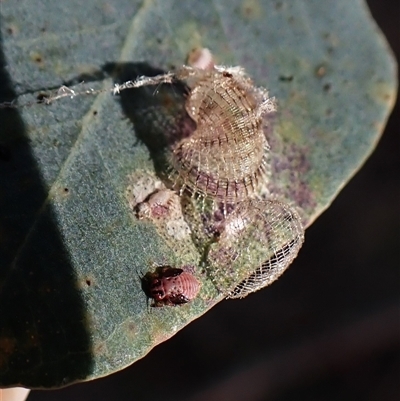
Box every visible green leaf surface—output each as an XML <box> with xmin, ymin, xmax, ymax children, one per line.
<box><xmin>0</xmin><ymin>0</ymin><xmax>397</xmax><ymax>388</ymax></box>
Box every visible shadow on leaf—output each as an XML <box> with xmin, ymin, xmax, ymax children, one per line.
<box><xmin>0</xmin><ymin>25</ymin><xmax>93</xmax><ymax>387</ymax></box>
<box><xmin>103</xmin><ymin>62</ymin><xmax>196</xmax><ymax>181</ymax></box>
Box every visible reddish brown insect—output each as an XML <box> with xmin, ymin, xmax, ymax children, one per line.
<box><xmin>142</xmin><ymin>266</ymin><xmax>200</xmax><ymax>307</ymax></box>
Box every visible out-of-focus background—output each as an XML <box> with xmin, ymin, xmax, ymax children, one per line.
<box><xmin>28</xmin><ymin>0</ymin><xmax>399</xmax><ymax>400</ymax></box>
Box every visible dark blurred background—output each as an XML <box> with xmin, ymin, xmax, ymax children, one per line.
<box><xmin>28</xmin><ymin>0</ymin><xmax>399</xmax><ymax>400</ymax></box>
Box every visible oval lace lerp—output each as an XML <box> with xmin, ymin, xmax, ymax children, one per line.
<box><xmin>171</xmin><ymin>66</ymin><xmax>276</xmax><ymax>203</ymax></box>
<box><xmin>206</xmin><ymin>199</ymin><xmax>305</xmax><ymax>297</ymax></box>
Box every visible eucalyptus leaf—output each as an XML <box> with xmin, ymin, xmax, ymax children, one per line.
<box><xmin>0</xmin><ymin>0</ymin><xmax>397</xmax><ymax>388</ymax></box>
